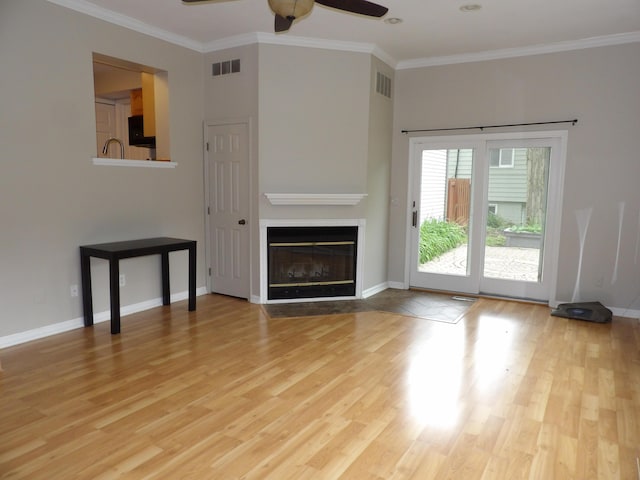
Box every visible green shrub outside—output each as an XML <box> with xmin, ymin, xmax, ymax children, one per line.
<box><xmin>504</xmin><ymin>224</ymin><xmax>542</xmax><ymax>234</ymax></box>
<box><xmin>418</xmin><ymin>214</ymin><xmax>542</xmax><ymax>264</ymax></box>
<box><xmin>487</xmin><ymin>212</ymin><xmax>509</xmax><ymax>229</ymax></box>
<box><xmin>487</xmin><ymin>212</ymin><xmax>542</xmax><ymax>246</ymax></box>
<box><xmin>486</xmin><ymin>212</ymin><xmax>508</xmax><ymax>247</ymax></box>
<box><xmin>419</xmin><ymin>218</ymin><xmax>467</xmax><ymax>264</ymax></box>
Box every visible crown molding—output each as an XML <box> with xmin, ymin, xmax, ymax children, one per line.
<box><xmin>397</xmin><ymin>31</ymin><xmax>640</xmax><ymax>70</ymax></box>
<box><xmin>201</xmin><ymin>32</ymin><xmax>261</xmax><ymax>53</ymax></box>
<box><xmin>203</xmin><ymin>32</ymin><xmax>396</xmax><ymax>68</ymax></box>
<box><xmin>47</xmin><ymin>0</ymin><xmax>396</xmax><ymax>66</ymax></box>
<box><xmin>46</xmin><ymin>0</ymin><xmax>205</xmax><ymax>52</ymax></box>
<box><xmin>46</xmin><ymin>0</ymin><xmax>639</xmax><ymax>71</ymax></box>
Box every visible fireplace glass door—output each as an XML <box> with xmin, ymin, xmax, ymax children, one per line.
<box><xmin>267</xmin><ymin>226</ymin><xmax>357</xmax><ymax>300</ymax></box>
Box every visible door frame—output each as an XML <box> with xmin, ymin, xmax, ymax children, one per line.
<box><xmin>203</xmin><ymin>118</ymin><xmax>254</xmax><ymax>297</ymax></box>
<box><xmin>408</xmin><ymin>138</ymin><xmax>483</xmax><ymax>295</ymax></box>
<box><xmin>404</xmin><ymin>130</ymin><xmax>568</xmax><ymax>306</ymax></box>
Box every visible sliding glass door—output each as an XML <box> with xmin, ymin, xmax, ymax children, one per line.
<box><xmin>408</xmin><ymin>133</ymin><xmax>566</xmax><ymax>302</ymax></box>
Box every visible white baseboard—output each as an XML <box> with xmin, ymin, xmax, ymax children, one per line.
<box><xmin>250</xmin><ymin>294</ymin><xmax>262</xmax><ymax>304</ymax></box>
<box><xmin>7</xmin><ymin>289</ymin><xmax>634</xmax><ymax>350</ymax></box>
<box><xmin>362</xmin><ymin>282</ymin><xmax>389</xmax><ymax>298</ymax></box>
<box><xmin>0</xmin><ymin>287</ymin><xmax>208</xmax><ymax>349</ymax></box>
<box><xmin>606</xmin><ymin>306</ymin><xmax>640</xmax><ymax>319</ymax></box>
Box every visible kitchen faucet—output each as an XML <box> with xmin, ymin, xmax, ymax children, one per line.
<box><xmin>102</xmin><ymin>137</ymin><xmax>124</xmax><ymax>159</ymax></box>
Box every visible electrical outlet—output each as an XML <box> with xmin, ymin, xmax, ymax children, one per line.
<box><xmin>70</xmin><ymin>285</ymin><xmax>79</xmax><ymax>297</ymax></box>
<box><xmin>119</xmin><ymin>274</ymin><xmax>126</xmax><ymax>287</ymax></box>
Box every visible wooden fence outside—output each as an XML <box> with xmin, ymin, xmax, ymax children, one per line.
<box><xmin>447</xmin><ymin>178</ymin><xmax>470</xmax><ymax>226</ymax></box>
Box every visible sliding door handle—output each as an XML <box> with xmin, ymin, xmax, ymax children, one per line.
<box><xmin>412</xmin><ymin>211</ymin><xmax>417</xmax><ymax>228</ymax></box>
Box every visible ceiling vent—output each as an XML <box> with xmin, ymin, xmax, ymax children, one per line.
<box><xmin>212</xmin><ymin>59</ymin><xmax>241</xmax><ymax>77</ymax></box>
<box><xmin>376</xmin><ymin>71</ymin><xmax>392</xmax><ymax>98</ymax></box>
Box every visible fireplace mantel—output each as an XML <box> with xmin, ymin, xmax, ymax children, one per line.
<box><xmin>264</xmin><ymin>193</ymin><xmax>367</xmax><ymax>206</ymax></box>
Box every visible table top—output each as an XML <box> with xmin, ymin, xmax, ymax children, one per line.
<box><xmin>80</xmin><ymin>237</ymin><xmax>196</xmax><ymax>256</ymax></box>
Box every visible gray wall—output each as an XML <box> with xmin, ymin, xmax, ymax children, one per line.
<box><xmin>0</xmin><ymin>1</ymin><xmax>205</xmax><ymax>337</ymax></box>
<box><xmin>364</xmin><ymin>57</ymin><xmax>393</xmax><ymax>292</ymax></box>
<box><xmin>5</xmin><ymin>0</ymin><xmax>636</xmax><ymax>343</ymax></box>
<box><xmin>0</xmin><ymin>0</ymin><xmax>393</xmax><ymax>342</ymax></box>
<box><xmin>256</xmin><ymin>45</ymin><xmax>392</xmax><ymax>294</ymax></box>
<box><xmin>257</xmin><ymin>45</ymin><xmax>371</xmax><ymax>218</ymax></box>
<box><xmin>390</xmin><ymin>43</ymin><xmax>640</xmax><ymax>309</ymax></box>
<box><xmin>203</xmin><ymin>44</ymin><xmax>260</xmax><ymax>297</ymax></box>
<box><xmin>202</xmin><ymin>43</ymin><xmax>393</xmax><ymax>298</ymax></box>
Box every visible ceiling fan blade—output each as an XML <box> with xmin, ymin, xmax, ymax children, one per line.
<box><xmin>315</xmin><ymin>0</ymin><xmax>388</xmax><ymax>17</ymax></box>
<box><xmin>274</xmin><ymin>14</ymin><xmax>294</xmax><ymax>32</ymax></box>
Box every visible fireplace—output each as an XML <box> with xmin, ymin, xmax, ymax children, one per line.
<box><xmin>267</xmin><ymin>226</ymin><xmax>358</xmax><ymax>300</ymax></box>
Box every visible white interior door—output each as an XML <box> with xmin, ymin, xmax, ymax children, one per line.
<box><xmin>408</xmin><ymin>132</ymin><xmax>566</xmax><ymax>302</ymax></box>
<box><xmin>206</xmin><ymin>122</ymin><xmax>250</xmax><ymax>299</ymax></box>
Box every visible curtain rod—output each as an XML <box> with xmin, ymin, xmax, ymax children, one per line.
<box><xmin>401</xmin><ymin>119</ymin><xmax>578</xmax><ymax>134</ymax></box>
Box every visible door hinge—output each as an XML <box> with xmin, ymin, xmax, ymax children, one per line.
<box><xmin>207</xmin><ymin>206</ymin><xmax>210</xmax><ymax>215</ymax></box>
<box><xmin>206</xmin><ymin>142</ymin><xmax>209</xmax><ymax>151</ymax></box>
<box><xmin>208</xmin><ymin>267</ymin><xmax>211</xmax><ymax>276</ymax></box>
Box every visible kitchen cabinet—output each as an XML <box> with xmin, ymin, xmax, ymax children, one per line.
<box><xmin>130</xmin><ymin>88</ymin><xmax>143</xmax><ymax>116</ymax></box>
<box><xmin>129</xmin><ymin>72</ymin><xmax>155</xmax><ymax>137</ymax></box>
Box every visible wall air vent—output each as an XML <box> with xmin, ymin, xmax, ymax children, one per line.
<box><xmin>376</xmin><ymin>71</ymin><xmax>392</xmax><ymax>98</ymax></box>
<box><xmin>212</xmin><ymin>59</ymin><xmax>241</xmax><ymax>77</ymax></box>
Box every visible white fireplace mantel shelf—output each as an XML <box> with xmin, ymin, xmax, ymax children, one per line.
<box><xmin>264</xmin><ymin>193</ymin><xmax>367</xmax><ymax>206</ymax></box>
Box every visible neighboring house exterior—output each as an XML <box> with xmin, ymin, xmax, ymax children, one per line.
<box><xmin>483</xmin><ymin>147</ymin><xmax>530</xmax><ymax>225</ymax></box>
<box><xmin>421</xmin><ymin>148</ymin><xmax>535</xmax><ymax>227</ymax></box>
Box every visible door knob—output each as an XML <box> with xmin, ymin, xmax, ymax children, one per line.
<box><xmin>238</xmin><ymin>219</ymin><xmax>246</xmax><ymax>225</ymax></box>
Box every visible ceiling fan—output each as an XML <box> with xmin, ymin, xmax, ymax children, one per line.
<box><xmin>183</xmin><ymin>0</ymin><xmax>389</xmax><ymax>33</ymax></box>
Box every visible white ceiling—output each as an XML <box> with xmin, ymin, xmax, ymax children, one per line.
<box><xmin>53</xmin><ymin>0</ymin><xmax>640</xmax><ymax>66</ymax></box>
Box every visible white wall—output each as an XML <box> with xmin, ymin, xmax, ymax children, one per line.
<box><xmin>0</xmin><ymin>1</ymin><xmax>205</xmax><ymax>338</ymax></box>
<box><xmin>390</xmin><ymin>43</ymin><xmax>640</xmax><ymax>309</ymax></box>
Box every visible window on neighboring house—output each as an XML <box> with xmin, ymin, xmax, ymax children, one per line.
<box><xmin>489</xmin><ymin>148</ymin><xmax>514</xmax><ymax>168</ymax></box>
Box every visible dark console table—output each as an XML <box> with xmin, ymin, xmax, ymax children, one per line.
<box><xmin>80</xmin><ymin>237</ymin><xmax>196</xmax><ymax>334</ymax></box>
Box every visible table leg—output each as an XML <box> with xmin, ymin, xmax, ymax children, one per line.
<box><xmin>161</xmin><ymin>252</ymin><xmax>170</xmax><ymax>306</ymax></box>
<box><xmin>109</xmin><ymin>260</ymin><xmax>121</xmax><ymax>334</ymax></box>
<box><xmin>188</xmin><ymin>243</ymin><xmax>196</xmax><ymax>311</ymax></box>
<box><xmin>80</xmin><ymin>251</ymin><xmax>93</xmax><ymax>327</ymax></box>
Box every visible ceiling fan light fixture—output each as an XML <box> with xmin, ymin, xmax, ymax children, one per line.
<box><xmin>268</xmin><ymin>0</ymin><xmax>314</xmax><ymax>19</ymax></box>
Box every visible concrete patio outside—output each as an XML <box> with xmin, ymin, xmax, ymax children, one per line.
<box><xmin>419</xmin><ymin>244</ymin><xmax>541</xmax><ymax>282</ymax></box>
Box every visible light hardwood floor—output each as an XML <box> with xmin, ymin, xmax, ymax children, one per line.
<box><xmin>1</xmin><ymin>293</ymin><xmax>639</xmax><ymax>479</ymax></box>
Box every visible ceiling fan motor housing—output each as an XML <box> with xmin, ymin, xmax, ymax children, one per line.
<box><xmin>268</xmin><ymin>0</ymin><xmax>314</xmax><ymax>19</ymax></box>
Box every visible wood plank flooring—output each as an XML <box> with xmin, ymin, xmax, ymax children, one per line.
<box><xmin>1</xmin><ymin>293</ymin><xmax>639</xmax><ymax>479</ymax></box>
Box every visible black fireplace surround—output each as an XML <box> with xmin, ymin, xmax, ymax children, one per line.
<box><xmin>267</xmin><ymin>226</ymin><xmax>358</xmax><ymax>300</ymax></box>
